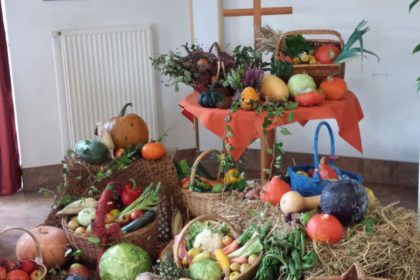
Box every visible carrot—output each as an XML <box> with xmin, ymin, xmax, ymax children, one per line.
<box><xmin>223</xmin><ymin>240</ymin><xmax>239</xmax><ymax>254</ymax></box>
<box><xmin>231</xmin><ymin>256</ymin><xmax>248</xmax><ymax>264</ymax></box>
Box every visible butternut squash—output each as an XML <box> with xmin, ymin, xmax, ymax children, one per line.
<box><xmin>280</xmin><ymin>191</ymin><xmax>320</xmax><ymax>213</ymax></box>
<box><xmin>260</xmin><ymin>74</ymin><xmax>289</xmax><ymax>101</ymax></box>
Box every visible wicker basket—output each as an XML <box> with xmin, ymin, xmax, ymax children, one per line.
<box><xmin>180</xmin><ymin>149</ymin><xmax>230</xmax><ymax>217</ymax></box>
<box><xmin>0</xmin><ymin>227</ymin><xmax>48</xmax><ymax>280</ymax></box>
<box><xmin>173</xmin><ymin>214</ymin><xmax>262</xmax><ymax>280</ymax></box>
<box><xmin>287</xmin><ymin>121</ymin><xmax>363</xmax><ymax>196</ymax></box>
<box><xmin>275</xmin><ymin>29</ymin><xmax>345</xmax><ymax>85</ymax></box>
<box><xmin>312</xmin><ymin>262</ymin><xmax>391</xmax><ymax>280</ymax></box>
<box><xmin>62</xmin><ymin>182</ymin><xmax>160</xmax><ymax>264</ymax></box>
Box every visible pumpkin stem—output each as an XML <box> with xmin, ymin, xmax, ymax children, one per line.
<box><xmin>119</xmin><ymin>103</ymin><xmax>132</xmax><ymax>117</ymax></box>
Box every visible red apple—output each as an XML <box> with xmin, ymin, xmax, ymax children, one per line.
<box><xmin>29</xmin><ymin>269</ymin><xmax>43</xmax><ymax>280</ymax></box>
<box><xmin>5</xmin><ymin>269</ymin><xmax>29</xmax><ymax>280</ymax></box>
<box><xmin>130</xmin><ymin>210</ymin><xmax>144</xmax><ymax>220</ymax></box>
<box><xmin>0</xmin><ymin>266</ymin><xmax>6</xmax><ymax>280</ymax></box>
<box><xmin>6</xmin><ymin>261</ymin><xmax>17</xmax><ymax>272</ymax></box>
<box><xmin>18</xmin><ymin>260</ymin><xmax>37</xmax><ymax>275</ymax></box>
<box><xmin>68</xmin><ymin>263</ymin><xmax>91</xmax><ymax>278</ymax></box>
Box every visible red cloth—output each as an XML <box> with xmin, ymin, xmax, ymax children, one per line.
<box><xmin>179</xmin><ymin>92</ymin><xmax>364</xmax><ymax>160</ymax></box>
<box><xmin>0</xmin><ymin>3</ymin><xmax>21</xmax><ymax>195</ymax></box>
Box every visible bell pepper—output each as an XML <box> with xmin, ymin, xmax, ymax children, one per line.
<box><xmin>224</xmin><ymin>168</ymin><xmax>241</xmax><ymax>184</ymax></box>
<box><xmin>121</xmin><ymin>179</ymin><xmax>143</xmax><ymax>206</ymax></box>
<box><xmin>295</xmin><ymin>90</ymin><xmax>325</xmax><ymax>107</ymax></box>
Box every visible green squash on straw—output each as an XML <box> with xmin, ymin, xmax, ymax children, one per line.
<box><xmin>334</xmin><ymin>20</ymin><xmax>380</xmax><ymax>65</ymax></box>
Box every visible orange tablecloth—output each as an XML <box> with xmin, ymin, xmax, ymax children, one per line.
<box><xmin>179</xmin><ymin>92</ymin><xmax>364</xmax><ymax>160</ymax></box>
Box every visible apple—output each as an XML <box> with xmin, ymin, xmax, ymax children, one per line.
<box><xmin>68</xmin><ymin>263</ymin><xmax>91</xmax><ymax>278</ymax></box>
<box><xmin>85</xmin><ymin>225</ymin><xmax>92</xmax><ymax>235</ymax></box>
<box><xmin>114</xmin><ymin>148</ymin><xmax>125</xmax><ymax>158</ymax></box>
<box><xmin>130</xmin><ymin>210</ymin><xmax>144</xmax><ymax>220</ymax></box>
<box><xmin>0</xmin><ymin>266</ymin><xmax>6</xmax><ymax>280</ymax></box>
<box><xmin>109</xmin><ymin>208</ymin><xmax>121</xmax><ymax>218</ymax></box>
<box><xmin>29</xmin><ymin>269</ymin><xmax>43</xmax><ymax>280</ymax></box>
<box><xmin>5</xmin><ymin>269</ymin><xmax>29</xmax><ymax>280</ymax></box>
<box><xmin>6</xmin><ymin>261</ymin><xmax>17</xmax><ymax>271</ymax></box>
<box><xmin>104</xmin><ymin>213</ymin><xmax>115</xmax><ymax>224</ymax></box>
<box><xmin>18</xmin><ymin>260</ymin><xmax>37</xmax><ymax>275</ymax></box>
<box><xmin>117</xmin><ymin>214</ymin><xmax>131</xmax><ymax>225</ymax></box>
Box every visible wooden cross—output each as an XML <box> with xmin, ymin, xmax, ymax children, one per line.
<box><xmin>221</xmin><ymin>0</ymin><xmax>293</xmax><ymax>42</ymax></box>
<box><xmin>220</xmin><ymin>0</ymin><xmax>293</xmax><ymax>179</ymax></box>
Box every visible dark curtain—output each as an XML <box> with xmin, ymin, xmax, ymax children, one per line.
<box><xmin>0</xmin><ymin>3</ymin><xmax>21</xmax><ymax>195</ymax></box>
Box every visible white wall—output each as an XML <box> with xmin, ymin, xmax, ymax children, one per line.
<box><xmin>3</xmin><ymin>0</ymin><xmax>195</xmax><ymax>168</ymax></box>
<box><xmin>193</xmin><ymin>0</ymin><xmax>420</xmax><ymax>163</ymax></box>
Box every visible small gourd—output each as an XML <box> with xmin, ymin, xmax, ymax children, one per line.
<box><xmin>198</xmin><ymin>88</ymin><xmax>223</xmax><ymax>108</ymax></box>
<box><xmin>280</xmin><ymin>191</ymin><xmax>320</xmax><ymax>213</ymax></box>
<box><xmin>306</xmin><ymin>213</ymin><xmax>343</xmax><ymax>244</ymax></box>
<box><xmin>74</xmin><ymin>140</ymin><xmax>110</xmax><ymax>164</ymax></box>
<box><xmin>240</xmin><ymin>87</ymin><xmax>260</xmax><ymax>110</ymax></box>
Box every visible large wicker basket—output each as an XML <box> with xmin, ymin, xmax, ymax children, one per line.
<box><xmin>180</xmin><ymin>149</ymin><xmax>229</xmax><ymax>217</ymax></box>
<box><xmin>0</xmin><ymin>227</ymin><xmax>48</xmax><ymax>280</ymax></box>
<box><xmin>173</xmin><ymin>214</ymin><xmax>262</xmax><ymax>280</ymax></box>
<box><xmin>275</xmin><ymin>29</ymin><xmax>345</xmax><ymax>85</ymax></box>
<box><xmin>62</xmin><ymin>182</ymin><xmax>160</xmax><ymax>264</ymax></box>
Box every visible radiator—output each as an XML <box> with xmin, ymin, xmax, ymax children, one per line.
<box><xmin>52</xmin><ymin>25</ymin><xmax>158</xmax><ymax>152</ymax></box>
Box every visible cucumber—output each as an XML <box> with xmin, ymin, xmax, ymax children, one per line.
<box><xmin>121</xmin><ymin>210</ymin><xmax>156</xmax><ymax>233</ymax></box>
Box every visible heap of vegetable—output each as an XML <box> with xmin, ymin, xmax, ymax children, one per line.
<box><xmin>176</xmin><ymin>220</ymin><xmax>269</xmax><ymax>280</ymax></box>
<box><xmin>255</xmin><ymin>229</ymin><xmax>317</xmax><ymax>280</ymax></box>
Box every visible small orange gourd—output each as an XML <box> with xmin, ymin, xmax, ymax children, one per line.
<box><xmin>240</xmin><ymin>87</ymin><xmax>260</xmax><ymax>111</ymax></box>
<box><xmin>104</xmin><ymin>103</ymin><xmax>149</xmax><ymax>149</ymax></box>
<box><xmin>306</xmin><ymin>214</ymin><xmax>343</xmax><ymax>244</ymax></box>
<box><xmin>319</xmin><ymin>77</ymin><xmax>348</xmax><ymax>100</ymax></box>
<box><xmin>141</xmin><ymin>142</ymin><xmax>166</xmax><ymax>160</ymax></box>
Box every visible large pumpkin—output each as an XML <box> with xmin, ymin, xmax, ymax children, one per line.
<box><xmin>103</xmin><ymin>103</ymin><xmax>149</xmax><ymax>149</ymax></box>
<box><xmin>15</xmin><ymin>226</ymin><xmax>69</xmax><ymax>268</ymax></box>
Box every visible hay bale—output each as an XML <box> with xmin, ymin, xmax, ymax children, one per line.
<box><xmin>214</xmin><ymin>194</ymin><xmax>420</xmax><ymax>279</ymax></box>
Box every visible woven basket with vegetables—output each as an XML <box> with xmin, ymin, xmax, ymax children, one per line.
<box><xmin>172</xmin><ymin>214</ymin><xmax>264</xmax><ymax>280</ymax></box>
<box><xmin>287</xmin><ymin>121</ymin><xmax>362</xmax><ymax>196</ymax></box>
<box><xmin>275</xmin><ymin>21</ymin><xmax>380</xmax><ymax>86</ymax></box>
<box><xmin>60</xmin><ymin>181</ymin><xmax>160</xmax><ymax>264</ymax></box>
<box><xmin>177</xmin><ymin>149</ymin><xmax>247</xmax><ymax>217</ymax></box>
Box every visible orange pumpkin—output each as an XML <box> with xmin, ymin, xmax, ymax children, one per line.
<box><xmin>319</xmin><ymin>77</ymin><xmax>348</xmax><ymax>100</ymax></box>
<box><xmin>15</xmin><ymin>226</ymin><xmax>69</xmax><ymax>268</ymax></box>
<box><xmin>104</xmin><ymin>103</ymin><xmax>149</xmax><ymax>149</ymax></box>
<box><xmin>306</xmin><ymin>214</ymin><xmax>343</xmax><ymax>244</ymax></box>
<box><xmin>260</xmin><ymin>176</ymin><xmax>291</xmax><ymax>206</ymax></box>
<box><xmin>141</xmin><ymin>142</ymin><xmax>166</xmax><ymax>160</ymax></box>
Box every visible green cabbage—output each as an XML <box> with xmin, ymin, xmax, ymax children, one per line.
<box><xmin>99</xmin><ymin>243</ymin><xmax>151</xmax><ymax>280</ymax></box>
<box><xmin>287</xmin><ymin>73</ymin><xmax>316</xmax><ymax>97</ymax></box>
<box><xmin>189</xmin><ymin>259</ymin><xmax>222</xmax><ymax>280</ymax></box>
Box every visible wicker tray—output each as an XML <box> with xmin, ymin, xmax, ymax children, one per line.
<box><xmin>180</xmin><ymin>149</ymin><xmax>230</xmax><ymax>217</ymax></box>
<box><xmin>0</xmin><ymin>227</ymin><xmax>48</xmax><ymax>280</ymax></box>
<box><xmin>173</xmin><ymin>214</ymin><xmax>262</xmax><ymax>280</ymax></box>
<box><xmin>275</xmin><ymin>29</ymin><xmax>345</xmax><ymax>85</ymax></box>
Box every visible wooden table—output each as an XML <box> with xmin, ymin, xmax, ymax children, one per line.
<box><xmin>179</xmin><ymin>92</ymin><xmax>364</xmax><ymax>179</ymax></box>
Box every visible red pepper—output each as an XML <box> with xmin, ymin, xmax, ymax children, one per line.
<box><xmin>295</xmin><ymin>90</ymin><xmax>325</xmax><ymax>107</ymax></box>
<box><xmin>121</xmin><ymin>179</ymin><xmax>142</xmax><ymax>206</ymax></box>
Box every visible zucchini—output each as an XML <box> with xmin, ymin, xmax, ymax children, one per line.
<box><xmin>121</xmin><ymin>210</ymin><xmax>156</xmax><ymax>233</ymax></box>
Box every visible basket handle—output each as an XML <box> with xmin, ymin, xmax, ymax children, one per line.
<box><xmin>189</xmin><ymin>149</ymin><xmax>220</xmax><ymax>185</ymax></box>
<box><xmin>173</xmin><ymin>214</ymin><xmax>239</xmax><ymax>268</ymax></box>
<box><xmin>281</xmin><ymin>29</ymin><xmax>344</xmax><ymax>47</ymax></box>
<box><xmin>0</xmin><ymin>227</ymin><xmax>47</xmax><ymax>279</ymax></box>
<box><xmin>312</xmin><ymin>121</ymin><xmax>336</xmax><ymax>181</ymax></box>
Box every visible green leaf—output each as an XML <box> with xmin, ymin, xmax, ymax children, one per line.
<box><xmin>283</xmin><ymin>101</ymin><xmax>298</xmax><ymax>110</ymax></box>
<box><xmin>280</xmin><ymin>127</ymin><xmax>292</xmax><ymax>136</ymax></box>
<box><xmin>413</xmin><ymin>43</ymin><xmax>420</xmax><ymax>54</ymax></box>
<box><xmin>287</xmin><ymin>112</ymin><xmax>295</xmax><ymax>122</ymax></box>
<box><xmin>416</xmin><ymin>77</ymin><xmax>420</xmax><ymax>92</ymax></box>
<box><xmin>410</xmin><ymin>0</ymin><xmax>419</xmax><ymax>12</ymax></box>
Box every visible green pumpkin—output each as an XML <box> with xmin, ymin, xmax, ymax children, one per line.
<box><xmin>198</xmin><ymin>89</ymin><xmax>223</xmax><ymax>108</ymax></box>
<box><xmin>74</xmin><ymin>140</ymin><xmax>110</xmax><ymax>164</ymax></box>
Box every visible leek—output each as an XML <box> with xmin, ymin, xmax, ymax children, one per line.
<box><xmin>228</xmin><ymin>236</ymin><xmax>263</xmax><ymax>258</ymax></box>
<box><xmin>334</xmin><ymin>20</ymin><xmax>380</xmax><ymax>65</ymax></box>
